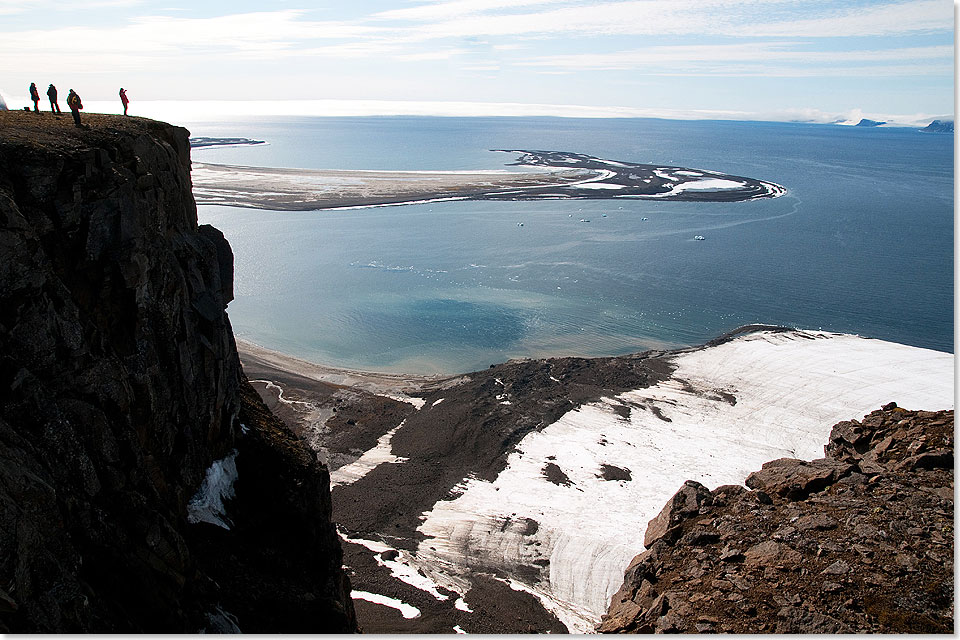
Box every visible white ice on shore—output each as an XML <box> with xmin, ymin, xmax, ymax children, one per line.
<box><xmin>573</xmin><ymin>182</ymin><xmax>626</xmax><ymax>189</ymax></box>
<box><xmin>340</xmin><ymin>531</ymin><xmax>458</xmax><ymax>601</ymax></box>
<box><xmin>351</xmin><ymin>591</ymin><xmax>421</xmax><ymax>619</ymax></box>
<box><xmin>330</xmin><ymin>421</ymin><xmax>408</xmax><ymax>487</ymax></box>
<box><xmin>415</xmin><ymin>330</ymin><xmax>953</xmax><ymax>630</ymax></box>
<box><xmin>187</xmin><ymin>450</ymin><xmax>239</xmax><ymax>530</ymax></box>
<box><xmin>381</xmin><ymin>393</ymin><xmax>427</xmax><ymax>409</ymax></box>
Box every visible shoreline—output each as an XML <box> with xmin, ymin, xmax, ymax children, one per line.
<box><xmin>237</xmin><ymin>339</ymin><xmax>447</xmax><ymax>397</ymax></box>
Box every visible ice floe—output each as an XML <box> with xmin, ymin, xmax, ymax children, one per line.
<box><xmin>415</xmin><ymin>330</ymin><xmax>953</xmax><ymax>630</ymax></box>
<box><xmin>187</xmin><ymin>450</ymin><xmax>239</xmax><ymax>530</ymax></box>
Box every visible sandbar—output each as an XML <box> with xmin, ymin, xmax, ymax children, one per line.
<box><xmin>192</xmin><ymin>150</ymin><xmax>786</xmax><ymax>211</ymax></box>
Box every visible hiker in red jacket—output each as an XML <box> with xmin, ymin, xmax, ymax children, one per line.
<box><xmin>67</xmin><ymin>89</ymin><xmax>83</xmax><ymax>127</ymax></box>
<box><xmin>119</xmin><ymin>88</ymin><xmax>129</xmax><ymax>116</ymax></box>
<box><xmin>29</xmin><ymin>83</ymin><xmax>40</xmax><ymax>112</ymax></box>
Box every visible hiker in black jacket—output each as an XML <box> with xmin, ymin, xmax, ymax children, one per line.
<box><xmin>47</xmin><ymin>84</ymin><xmax>61</xmax><ymax>114</ymax></box>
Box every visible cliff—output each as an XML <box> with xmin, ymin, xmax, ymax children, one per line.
<box><xmin>0</xmin><ymin>111</ymin><xmax>355</xmax><ymax>632</ymax></box>
<box><xmin>599</xmin><ymin>405</ymin><xmax>954</xmax><ymax>633</ymax></box>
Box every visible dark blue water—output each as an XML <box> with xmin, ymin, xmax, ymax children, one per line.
<box><xmin>193</xmin><ymin>117</ymin><xmax>953</xmax><ymax>374</ymax></box>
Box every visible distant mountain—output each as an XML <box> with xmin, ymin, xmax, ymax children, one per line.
<box><xmin>855</xmin><ymin>118</ymin><xmax>886</xmax><ymax>127</ymax></box>
<box><xmin>920</xmin><ymin>119</ymin><xmax>953</xmax><ymax>133</ymax></box>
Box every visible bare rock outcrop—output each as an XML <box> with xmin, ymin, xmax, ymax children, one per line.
<box><xmin>600</xmin><ymin>404</ymin><xmax>954</xmax><ymax>633</ymax></box>
<box><xmin>0</xmin><ymin>111</ymin><xmax>355</xmax><ymax>632</ymax></box>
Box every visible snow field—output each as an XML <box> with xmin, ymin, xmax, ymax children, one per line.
<box><xmin>414</xmin><ymin>330</ymin><xmax>953</xmax><ymax>630</ymax></box>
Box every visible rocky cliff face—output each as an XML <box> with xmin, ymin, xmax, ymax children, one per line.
<box><xmin>0</xmin><ymin>111</ymin><xmax>355</xmax><ymax>632</ymax></box>
<box><xmin>599</xmin><ymin>405</ymin><xmax>954</xmax><ymax>633</ymax></box>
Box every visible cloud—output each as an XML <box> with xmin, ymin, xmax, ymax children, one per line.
<box><xmin>0</xmin><ymin>10</ymin><xmax>392</xmax><ymax>71</ymax></box>
<box><xmin>373</xmin><ymin>0</ymin><xmax>953</xmax><ymax>42</ymax></box>
<box><xmin>758</xmin><ymin>0</ymin><xmax>953</xmax><ymax>37</ymax></box>
<box><xmin>0</xmin><ymin>0</ymin><xmax>141</xmax><ymax>14</ymax></box>
<box><xmin>521</xmin><ymin>42</ymin><xmax>954</xmax><ymax>76</ymax></box>
<box><xmin>371</xmin><ymin>0</ymin><xmax>570</xmax><ymax>22</ymax></box>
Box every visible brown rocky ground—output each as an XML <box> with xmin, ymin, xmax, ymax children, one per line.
<box><xmin>599</xmin><ymin>404</ymin><xmax>954</xmax><ymax>633</ymax></box>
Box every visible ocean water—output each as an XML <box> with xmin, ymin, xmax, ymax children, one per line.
<box><xmin>192</xmin><ymin>116</ymin><xmax>954</xmax><ymax>374</ymax></box>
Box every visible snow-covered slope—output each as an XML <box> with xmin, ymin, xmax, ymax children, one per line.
<box><xmin>414</xmin><ymin>330</ymin><xmax>954</xmax><ymax>631</ymax></box>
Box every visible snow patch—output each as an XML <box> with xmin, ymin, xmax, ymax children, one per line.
<box><xmin>187</xmin><ymin>450</ymin><xmax>239</xmax><ymax>530</ymax></box>
<box><xmin>381</xmin><ymin>393</ymin><xmax>427</xmax><ymax>409</ymax></box>
<box><xmin>339</xmin><ymin>531</ymin><xmax>453</xmax><ymax>600</ymax></box>
<box><xmin>572</xmin><ymin>182</ymin><xmax>626</xmax><ymax>190</ymax></box>
<box><xmin>352</xmin><ymin>591</ymin><xmax>421</xmax><ymax>619</ymax></box>
<box><xmin>330</xmin><ymin>421</ymin><xmax>408</xmax><ymax>487</ymax></box>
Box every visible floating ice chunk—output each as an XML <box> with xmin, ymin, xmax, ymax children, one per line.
<box><xmin>432</xmin><ymin>398</ymin><xmax>445</xmax><ymax>407</ymax></box>
<box><xmin>351</xmin><ymin>591</ymin><xmax>421</xmax><ymax>619</ymax></box>
<box><xmin>455</xmin><ymin>597</ymin><xmax>473</xmax><ymax>612</ymax></box>
<box><xmin>187</xmin><ymin>450</ymin><xmax>239</xmax><ymax>530</ymax></box>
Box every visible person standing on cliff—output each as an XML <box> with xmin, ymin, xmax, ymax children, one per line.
<box><xmin>29</xmin><ymin>83</ymin><xmax>40</xmax><ymax>112</ymax></box>
<box><xmin>47</xmin><ymin>84</ymin><xmax>61</xmax><ymax>114</ymax></box>
<box><xmin>67</xmin><ymin>89</ymin><xmax>83</xmax><ymax>127</ymax></box>
<box><xmin>119</xmin><ymin>88</ymin><xmax>129</xmax><ymax>116</ymax></box>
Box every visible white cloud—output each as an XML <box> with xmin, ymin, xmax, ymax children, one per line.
<box><xmin>371</xmin><ymin>0</ymin><xmax>570</xmax><ymax>22</ymax></box>
<box><xmin>375</xmin><ymin>0</ymin><xmax>953</xmax><ymax>42</ymax></box>
<box><xmin>0</xmin><ymin>10</ymin><xmax>392</xmax><ymax>71</ymax></box>
<box><xmin>758</xmin><ymin>0</ymin><xmax>953</xmax><ymax>37</ymax></box>
<box><xmin>0</xmin><ymin>0</ymin><xmax>141</xmax><ymax>14</ymax></box>
<box><xmin>521</xmin><ymin>42</ymin><xmax>954</xmax><ymax>76</ymax></box>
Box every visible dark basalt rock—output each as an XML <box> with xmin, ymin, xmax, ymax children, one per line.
<box><xmin>0</xmin><ymin>111</ymin><xmax>355</xmax><ymax>632</ymax></box>
<box><xmin>600</xmin><ymin>406</ymin><xmax>954</xmax><ymax>634</ymax></box>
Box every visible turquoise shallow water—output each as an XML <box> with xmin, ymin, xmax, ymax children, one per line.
<box><xmin>192</xmin><ymin>116</ymin><xmax>954</xmax><ymax>374</ymax></box>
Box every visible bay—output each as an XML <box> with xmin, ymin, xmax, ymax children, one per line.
<box><xmin>193</xmin><ymin>116</ymin><xmax>954</xmax><ymax>374</ymax></box>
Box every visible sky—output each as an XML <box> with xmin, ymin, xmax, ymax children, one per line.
<box><xmin>0</xmin><ymin>0</ymin><xmax>955</xmax><ymax>123</ymax></box>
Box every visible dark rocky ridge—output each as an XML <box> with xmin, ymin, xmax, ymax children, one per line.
<box><xmin>921</xmin><ymin>119</ymin><xmax>954</xmax><ymax>133</ymax></box>
<box><xmin>599</xmin><ymin>405</ymin><xmax>954</xmax><ymax>633</ymax></box>
<box><xmin>0</xmin><ymin>111</ymin><xmax>355</xmax><ymax>632</ymax></box>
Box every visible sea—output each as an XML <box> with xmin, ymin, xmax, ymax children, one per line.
<box><xmin>190</xmin><ymin>116</ymin><xmax>954</xmax><ymax>375</ymax></box>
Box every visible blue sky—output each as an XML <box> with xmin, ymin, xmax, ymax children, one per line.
<box><xmin>0</xmin><ymin>0</ymin><xmax>954</xmax><ymax>122</ymax></box>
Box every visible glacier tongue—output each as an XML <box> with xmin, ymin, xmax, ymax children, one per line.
<box><xmin>415</xmin><ymin>330</ymin><xmax>954</xmax><ymax>630</ymax></box>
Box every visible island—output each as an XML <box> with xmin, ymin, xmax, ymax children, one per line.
<box><xmin>190</xmin><ymin>136</ymin><xmax>266</xmax><ymax>148</ymax></box>
<box><xmin>191</xmin><ymin>149</ymin><xmax>786</xmax><ymax>211</ymax></box>
<box><xmin>920</xmin><ymin>119</ymin><xmax>954</xmax><ymax>134</ymax></box>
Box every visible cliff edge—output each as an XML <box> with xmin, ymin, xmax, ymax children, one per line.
<box><xmin>599</xmin><ymin>405</ymin><xmax>954</xmax><ymax>633</ymax></box>
<box><xmin>0</xmin><ymin>111</ymin><xmax>355</xmax><ymax>632</ymax></box>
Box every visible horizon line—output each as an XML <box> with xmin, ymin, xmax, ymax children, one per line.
<box><xmin>0</xmin><ymin>96</ymin><xmax>950</xmax><ymax>128</ymax></box>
